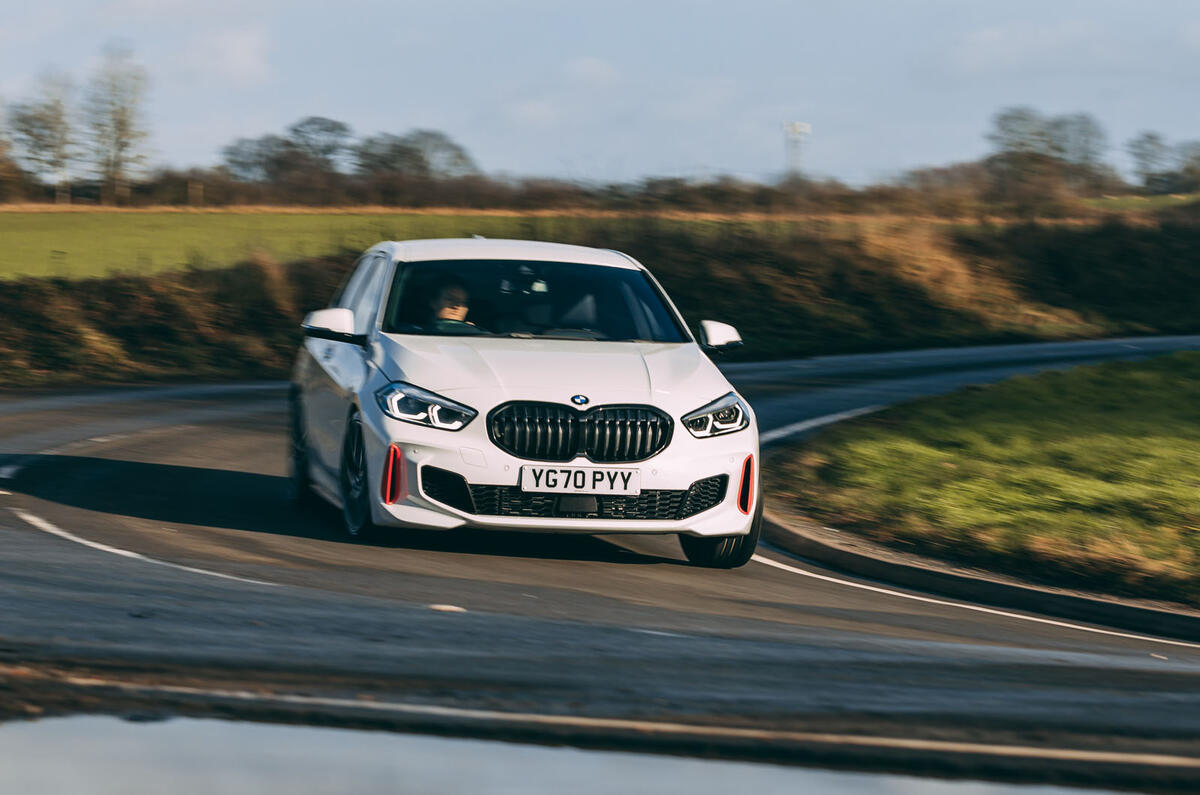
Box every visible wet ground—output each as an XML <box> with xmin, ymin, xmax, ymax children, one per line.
<box><xmin>0</xmin><ymin>715</ymin><xmax>1122</xmax><ymax>795</ymax></box>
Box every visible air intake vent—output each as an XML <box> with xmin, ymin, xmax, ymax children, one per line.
<box><xmin>420</xmin><ymin>466</ymin><xmax>474</xmax><ymax>513</ymax></box>
<box><xmin>467</xmin><ymin>475</ymin><xmax>727</xmax><ymax>520</ymax></box>
<box><xmin>488</xmin><ymin>402</ymin><xmax>673</xmax><ymax>463</ymax></box>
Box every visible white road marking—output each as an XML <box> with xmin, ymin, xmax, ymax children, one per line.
<box><xmin>10</xmin><ymin>508</ymin><xmax>277</xmax><ymax>587</ymax></box>
<box><xmin>758</xmin><ymin>405</ymin><xmax>883</xmax><ymax>445</ymax></box>
<box><xmin>631</xmin><ymin>628</ymin><xmax>689</xmax><ymax>638</ymax></box>
<box><xmin>751</xmin><ymin>553</ymin><xmax>1200</xmax><ymax>651</ymax></box>
<box><xmin>428</xmin><ymin>604</ymin><xmax>467</xmax><ymax>613</ymax></box>
<box><xmin>19</xmin><ymin>671</ymin><xmax>1200</xmax><ymax>770</ymax></box>
<box><xmin>0</xmin><ymin>490</ymin><xmax>10</xmax><ymax>496</ymax></box>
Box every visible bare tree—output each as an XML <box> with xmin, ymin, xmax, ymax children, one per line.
<box><xmin>398</xmin><ymin>130</ymin><xmax>478</xmax><ymax>177</ymax></box>
<box><xmin>987</xmin><ymin>107</ymin><xmax>1053</xmax><ymax>156</ymax></box>
<box><xmin>1176</xmin><ymin>141</ymin><xmax>1200</xmax><ymax>171</ymax></box>
<box><xmin>984</xmin><ymin>107</ymin><xmax>1072</xmax><ymax>213</ymax></box>
<box><xmin>0</xmin><ymin>124</ymin><xmax>29</xmax><ymax>201</ymax></box>
<box><xmin>1047</xmin><ymin>114</ymin><xmax>1106</xmax><ymax>166</ymax></box>
<box><xmin>223</xmin><ymin>135</ymin><xmax>304</xmax><ymax>183</ymax></box>
<box><xmin>222</xmin><ymin>137</ymin><xmax>271</xmax><ymax>182</ymax></box>
<box><xmin>353</xmin><ymin>133</ymin><xmax>430</xmax><ymax>177</ymax></box>
<box><xmin>1046</xmin><ymin>113</ymin><xmax>1108</xmax><ymax>194</ymax></box>
<box><xmin>8</xmin><ymin>71</ymin><xmax>75</xmax><ymax>203</ymax></box>
<box><xmin>286</xmin><ymin>116</ymin><xmax>352</xmax><ymax>171</ymax></box>
<box><xmin>1172</xmin><ymin>141</ymin><xmax>1200</xmax><ymax>193</ymax></box>
<box><xmin>84</xmin><ymin>46</ymin><xmax>148</xmax><ymax>204</ymax></box>
<box><xmin>1127</xmin><ymin>132</ymin><xmax>1171</xmax><ymax>190</ymax></box>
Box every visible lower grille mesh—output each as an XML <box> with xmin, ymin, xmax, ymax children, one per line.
<box><xmin>420</xmin><ymin>467</ymin><xmax>727</xmax><ymax>520</ymax></box>
<box><xmin>421</xmin><ymin>466</ymin><xmax>475</xmax><ymax>513</ymax></box>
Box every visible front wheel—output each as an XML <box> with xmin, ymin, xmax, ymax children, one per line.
<box><xmin>288</xmin><ymin>391</ymin><xmax>317</xmax><ymax>508</ymax></box>
<box><xmin>679</xmin><ymin>497</ymin><xmax>762</xmax><ymax>568</ymax></box>
<box><xmin>339</xmin><ymin>412</ymin><xmax>378</xmax><ymax>540</ymax></box>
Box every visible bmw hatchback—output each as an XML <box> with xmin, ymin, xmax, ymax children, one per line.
<box><xmin>291</xmin><ymin>238</ymin><xmax>760</xmax><ymax>567</ymax></box>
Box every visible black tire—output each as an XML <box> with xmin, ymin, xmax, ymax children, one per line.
<box><xmin>288</xmin><ymin>391</ymin><xmax>318</xmax><ymax>508</ymax></box>
<box><xmin>679</xmin><ymin>494</ymin><xmax>762</xmax><ymax>568</ymax></box>
<box><xmin>339</xmin><ymin>412</ymin><xmax>379</xmax><ymax>540</ymax></box>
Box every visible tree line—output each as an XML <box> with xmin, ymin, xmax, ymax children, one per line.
<box><xmin>2</xmin><ymin>46</ymin><xmax>147</xmax><ymax>204</ymax></box>
<box><xmin>903</xmin><ymin>106</ymin><xmax>1200</xmax><ymax>216</ymax></box>
<box><xmin>0</xmin><ymin>49</ymin><xmax>1197</xmax><ymax>216</ymax></box>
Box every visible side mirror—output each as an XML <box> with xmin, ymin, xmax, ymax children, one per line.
<box><xmin>698</xmin><ymin>320</ymin><xmax>743</xmax><ymax>352</ymax></box>
<box><xmin>302</xmin><ymin>308</ymin><xmax>367</xmax><ymax>346</ymax></box>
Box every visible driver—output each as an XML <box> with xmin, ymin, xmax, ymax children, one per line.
<box><xmin>428</xmin><ymin>278</ymin><xmax>474</xmax><ymax>329</ymax></box>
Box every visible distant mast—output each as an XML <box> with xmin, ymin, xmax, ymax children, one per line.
<box><xmin>784</xmin><ymin>121</ymin><xmax>812</xmax><ymax>177</ymax></box>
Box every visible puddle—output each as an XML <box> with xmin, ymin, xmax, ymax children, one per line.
<box><xmin>0</xmin><ymin>715</ymin><xmax>1119</xmax><ymax>795</ymax></box>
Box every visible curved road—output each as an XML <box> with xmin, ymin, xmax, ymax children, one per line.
<box><xmin>3</xmin><ymin>335</ymin><xmax>1200</xmax><ymax>786</ymax></box>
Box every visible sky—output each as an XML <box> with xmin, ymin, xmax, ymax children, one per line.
<box><xmin>2</xmin><ymin>0</ymin><xmax>1198</xmax><ymax>185</ymax></box>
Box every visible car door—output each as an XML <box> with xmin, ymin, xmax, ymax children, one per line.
<box><xmin>305</xmin><ymin>252</ymin><xmax>387</xmax><ymax>474</ymax></box>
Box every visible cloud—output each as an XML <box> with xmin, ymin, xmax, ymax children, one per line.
<box><xmin>507</xmin><ymin>98</ymin><xmax>558</xmax><ymax>126</ymax></box>
<box><xmin>177</xmin><ymin>28</ymin><xmax>273</xmax><ymax>88</ymax></box>
<box><xmin>947</xmin><ymin>21</ymin><xmax>1117</xmax><ymax>73</ymax></box>
<box><xmin>0</xmin><ymin>6</ymin><xmax>69</xmax><ymax>47</ymax></box>
<box><xmin>565</xmin><ymin>56</ymin><xmax>619</xmax><ymax>88</ymax></box>
<box><xmin>102</xmin><ymin>0</ymin><xmax>192</xmax><ymax>13</ymax></box>
<box><xmin>503</xmin><ymin>57</ymin><xmax>620</xmax><ymax>128</ymax></box>
<box><xmin>0</xmin><ymin>75</ymin><xmax>36</xmax><ymax>101</ymax></box>
<box><xmin>1183</xmin><ymin>21</ymin><xmax>1200</xmax><ymax>49</ymax></box>
<box><xmin>657</xmin><ymin>77</ymin><xmax>739</xmax><ymax>122</ymax></box>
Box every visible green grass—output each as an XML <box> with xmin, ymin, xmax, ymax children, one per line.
<box><xmin>0</xmin><ymin>212</ymin><xmax>689</xmax><ymax>278</ymax></box>
<box><xmin>0</xmin><ymin>210</ymin><xmax>870</xmax><ymax>279</ymax></box>
<box><xmin>1083</xmin><ymin>194</ymin><xmax>1200</xmax><ymax>212</ymax></box>
<box><xmin>0</xmin><ymin>209</ymin><xmax>1099</xmax><ymax>280</ymax></box>
<box><xmin>765</xmin><ymin>352</ymin><xmax>1200</xmax><ymax>604</ymax></box>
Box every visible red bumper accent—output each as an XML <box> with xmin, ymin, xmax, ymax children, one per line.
<box><xmin>737</xmin><ymin>454</ymin><xmax>754</xmax><ymax>514</ymax></box>
<box><xmin>382</xmin><ymin>444</ymin><xmax>407</xmax><ymax>504</ymax></box>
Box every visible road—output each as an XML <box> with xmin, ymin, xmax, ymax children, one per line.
<box><xmin>2</xmin><ymin>335</ymin><xmax>1200</xmax><ymax>787</ymax></box>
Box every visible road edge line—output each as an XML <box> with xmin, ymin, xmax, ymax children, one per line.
<box><xmin>759</xmin><ymin>512</ymin><xmax>1200</xmax><ymax>644</ymax></box>
<box><xmin>9</xmin><ymin>508</ymin><xmax>278</xmax><ymax>588</ymax></box>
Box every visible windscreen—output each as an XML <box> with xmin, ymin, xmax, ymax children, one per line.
<box><xmin>381</xmin><ymin>259</ymin><xmax>689</xmax><ymax>343</ymax></box>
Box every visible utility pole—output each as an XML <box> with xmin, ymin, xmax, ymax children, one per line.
<box><xmin>784</xmin><ymin>121</ymin><xmax>812</xmax><ymax>177</ymax></box>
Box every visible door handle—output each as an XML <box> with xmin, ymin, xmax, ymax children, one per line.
<box><xmin>321</xmin><ymin>346</ymin><xmax>334</xmax><ymax>361</ymax></box>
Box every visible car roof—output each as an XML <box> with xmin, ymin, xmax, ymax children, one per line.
<box><xmin>388</xmin><ymin>238</ymin><xmax>641</xmax><ymax>270</ymax></box>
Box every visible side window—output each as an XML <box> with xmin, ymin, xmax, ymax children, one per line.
<box><xmin>349</xmin><ymin>254</ymin><xmax>390</xmax><ymax>335</ymax></box>
<box><xmin>332</xmin><ymin>254</ymin><xmax>373</xmax><ymax>309</ymax></box>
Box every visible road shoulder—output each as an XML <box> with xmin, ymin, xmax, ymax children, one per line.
<box><xmin>762</xmin><ymin>506</ymin><xmax>1200</xmax><ymax>642</ymax></box>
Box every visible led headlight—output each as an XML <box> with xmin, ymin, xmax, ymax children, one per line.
<box><xmin>682</xmin><ymin>392</ymin><xmax>749</xmax><ymax>438</ymax></box>
<box><xmin>375</xmin><ymin>382</ymin><xmax>477</xmax><ymax>431</ymax></box>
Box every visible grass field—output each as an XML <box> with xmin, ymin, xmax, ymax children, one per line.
<box><xmin>1083</xmin><ymin>194</ymin><xmax>1200</xmax><ymax>212</ymax></box>
<box><xmin>0</xmin><ymin>211</ymin><xmax>647</xmax><ymax>278</ymax></box>
<box><xmin>1</xmin><ymin>207</ymin><xmax>927</xmax><ymax>279</ymax></box>
<box><xmin>0</xmin><ymin>206</ymin><xmax>1145</xmax><ymax>279</ymax></box>
<box><xmin>765</xmin><ymin>352</ymin><xmax>1200</xmax><ymax>604</ymax></box>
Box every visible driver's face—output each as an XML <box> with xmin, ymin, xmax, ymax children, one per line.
<box><xmin>433</xmin><ymin>286</ymin><xmax>469</xmax><ymax>322</ymax></box>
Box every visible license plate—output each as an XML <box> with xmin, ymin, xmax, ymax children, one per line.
<box><xmin>520</xmin><ymin>466</ymin><xmax>641</xmax><ymax>495</ymax></box>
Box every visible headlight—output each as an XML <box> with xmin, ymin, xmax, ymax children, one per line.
<box><xmin>375</xmin><ymin>382</ymin><xmax>477</xmax><ymax>431</ymax></box>
<box><xmin>682</xmin><ymin>392</ymin><xmax>749</xmax><ymax>438</ymax></box>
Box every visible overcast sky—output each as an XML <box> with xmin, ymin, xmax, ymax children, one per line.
<box><xmin>2</xmin><ymin>0</ymin><xmax>1198</xmax><ymax>184</ymax></box>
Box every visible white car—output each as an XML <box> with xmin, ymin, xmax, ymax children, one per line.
<box><xmin>291</xmin><ymin>238</ymin><xmax>761</xmax><ymax>567</ymax></box>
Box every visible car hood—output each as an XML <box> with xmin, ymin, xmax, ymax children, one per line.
<box><xmin>376</xmin><ymin>334</ymin><xmax>733</xmax><ymax>410</ymax></box>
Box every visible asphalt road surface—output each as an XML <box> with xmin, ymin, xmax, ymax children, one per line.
<box><xmin>3</xmin><ymin>335</ymin><xmax>1200</xmax><ymax>788</ymax></box>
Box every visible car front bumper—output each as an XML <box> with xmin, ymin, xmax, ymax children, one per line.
<box><xmin>359</xmin><ymin>408</ymin><xmax>759</xmax><ymax>537</ymax></box>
